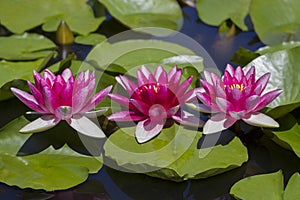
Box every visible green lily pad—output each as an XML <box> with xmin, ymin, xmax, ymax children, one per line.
<box><xmin>87</xmin><ymin>39</ymin><xmax>203</xmax><ymax>73</ymax></box>
<box><xmin>0</xmin><ymin>59</ymin><xmax>45</xmax><ymax>101</ymax></box>
<box><xmin>230</xmin><ymin>171</ymin><xmax>283</xmax><ymax>200</ymax></box>
<box><xmin>75</xmin><ymin>34</ymin><xmax>106</xmax><ymax>46</ymax></box>
<box><xmin>0</xmin><ymin>0</ymin><xmax>104</xmax><ymax>35</ymax></box>
<box><xmin>246</xmin><ymin>47</ymin><xmax>300</xmax><ymax>118</ymax></box>
<box><xmin>98</xmin><ymin>0</ymin><xmax>183</xmax><ymax>35</ymax></box>
<box><xmin>0</xmin><ymin>117</ymin><xmax>102</xmax><ymax>191</ymax></box>
<box><xmin>264</xmin><ymin>114</ymin><xmax>300</xmax><ymax>158</ymax></box>
<box><xmin>104</xmin><ymin>124</ymin><xmax>248</xmax><ymax>181</ymax></box>
<box><xmin>195</xmin><ymin>0</ymin><xmax>251</xmax><ymax>31</ymax></box>
<box><xmin>250</xmin><ymin>0</ymin><xmax>300</xmax><ymax>45</ymax></box>
<box><xmin>231</xmin><ymin>171</ymin><xmax>300</xmax><ymax>200</ymax></box>
<box><xmin>256</xmin><ymin>41</ymin><xmax>300</xmax><ymax>55</ymax></box>
<box><xmin>0</xmin><ymin>33</ymin><xmax>56</xmax><ymax>60</ymax></box>
<box><xmin>284</xmin><ymin>173</ymin><xmax>300</xmax><ymax>200</ymax></box>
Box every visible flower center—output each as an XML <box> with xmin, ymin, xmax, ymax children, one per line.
<box><xmin>55</xmin><ymin>106</ymin><xmax>72</xmax><ymax>120</ymax></box>
<box><xmin>132</xmin><ymin>83</ymin><xmax>179</xmax><ymax>109</ymax></box>
<box><xmin>148</xmin><ymin>104</ymin><xmax>167</xmax><ymax>120</ymax></box>
<box><xmin>226</xmin><ymin>83</ymin><xmax>245</xmax><ymax>91</ymax></box>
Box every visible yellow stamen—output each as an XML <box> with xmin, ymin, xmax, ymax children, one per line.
<box><xmin>227</xmin><ymin>84</ymin><xmax>245</xmax><ymax>91</ymax></box>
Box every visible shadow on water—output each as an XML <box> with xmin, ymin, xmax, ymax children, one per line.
<box><xmin>16</xmin><ymin>121</ymin><xmax>105</xmax><ymax>157</ymax></box>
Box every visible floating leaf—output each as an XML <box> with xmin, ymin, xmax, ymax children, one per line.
<box><xmin>75</xmin><ymin>34</ymin><xmax>106</xmax><ymax>46</ymax></box>
<box><xmin>231</xmin><ymin>47</ymin><xmax>260</xmax><ymax>66</ymax></box>
<box><xmin>98</xmin><ymin>0</ymin><xmax>183</xmax><ymax>35</ymax></box>
<box><xmin>231</xmin><ymin>171</ymin><xmax>300</xmax><ymax>200</ymax></box>
<box><xmin>284</xmin><ymin>173</ymin><xmax>300</xmax><ymax>200</ymax></box>
<box><xmin>0</xmin><ymin>59</ymin><xmax>45</xmax><ymax>101</ymax></box>
<box><xmin>0</xmin><ymin>33</ymin><xmax>56</xmax><ymax>60</ymax></box>
<box><xmin>264</xmin><ymin>114</ymin><xmax>300</xmax><ymax>158</ymax></box>
<box><xmin>195</xmin><ymin>0</ymin><xmax>251</xmax><ymax>30</ymax></box>
<box><xmin>104</xmin><ymin>124</ymin><xmax>248</xmax><ymax>181</ymax></box>
<box><xmin>0</xmin><ymin>0</ymin><xmax>104</xmax><ymax>35</ymax></box>
<box><xmin>250</xmin><ymin>0</ymin><xmax>300</xmax><ymax>45</ymax></box>
<box><xmin>256</xmin><ymin>41</ymin><xmax>300</xmax><ymax>55</ymax></box>
<box><xmin>86</xmin><ymin>39</ymin><xmax>202</xmax><ymax>73</ymax></box>
<box><xmin>0</xmin><ymin>117</ymin><xmax>102</xmax><ymax>190</ymax></box>
<box><xmin>245</xmin><ymin>47</ymin><xmax>300</xmax><ymax>118</ymax></box>
<box><xmin>230</xmin><ymin>171</ymin><xmax>283</xmax><ymax>200</ymax></box>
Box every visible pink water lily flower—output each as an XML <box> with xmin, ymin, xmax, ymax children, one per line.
<box><xmin>108</xmin><ymin>66</ymin><xmax>202</xmax><ymax>143</ymax></box>
<box><xmin>197</xmin><ymin>64</ymin><xmax>282</xmax><ymax>134</ymax></box>
<box><xmin>11</xmin><ymin>68</ymin><xmax>112</xmax><ymax>138</ymax></box>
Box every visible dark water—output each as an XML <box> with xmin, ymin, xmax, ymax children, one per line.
<box><xmin>1</xmin><ymin>6</ymin><xmax>300</xmax><ymax>200</ymax></box>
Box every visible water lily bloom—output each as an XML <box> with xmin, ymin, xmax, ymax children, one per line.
<box><xmin>197</xmin><ymin>64</ymin><xmax>282</xmax><ymax>134</ymax></box>
<box><xmin>108</xmin><ymin>66</ymin><xmax>202</xmax><ymax>143</ymax></box>
<box><xmin>11</xmin><ymin>68</ymin><xmax>112</xmax><ymax>138</ymax></box>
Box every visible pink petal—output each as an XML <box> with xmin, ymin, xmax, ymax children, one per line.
<box><xmin>27</xmin><ymin>81</ymin><xmax>45</xmax><ymax>107</ymax></box>
<box><xmin>242</xmin><ymin>112</ymin><xmax>279</xmax><ymax>128</ymax></box>
<box><xmin>154</xmin><ymin>66</ymin><xmax>167</xmax><ymax>84</ymax></box>
<box><xmin>19</xmin><ymin>115</ymin><xmax>59</xmax><ymax>133</ymax></box>
<box><xmin>135</xmin><ymin>118</ymin><xmax>164</xmax><ymax>143</ymax></box>
<box><xmin>167</xmin><ymin>66</ymin><xmax>177</xmax><ymax>80</ymax></box>
<box><xmin>108</xmin><ymin>93</ymin><xmax>130</xmax><ymax>108</ymax></box>
<box><xmin>254</xmin><ymin>73</ymin><xmax>271</xmax><ymax>95</ymax></box>
<box><xmin>130</xmin><ymin>99</ymin><xmax>150</xmax><ymax>115</ymax></box>
<box><xmin>245</xmin><ymin>95</ymin><xmax>260</xmax><ymax>111</ymax></box>
<box><xmin>115</xmin><ymin>75</ymin><xmax>137</xmax><ymax>95</ymax></box>
<box><xmin>253</xmin><ymin>89</ymin><xmax>282</xmax><ymax>111</ymax></box>
<box><xmin>108</xmin><ymin>111</ymin><xmax>146</xmax><ymax>121</ymax></box>
<box><xmin>172</xmin><ymin>110</ymin><xmax>204</xmax><ymax>127</ymax></box>
<box><xmin>61</xmin><ymin>68</ymin><xmax>73</xmax><ymax>81</ymax></box>
<box><xmin>69</xmin><ymin>115</ymin><xmax>106</xmax><ymax>138</ymax></box>
<box><xmin>79</xmin><ymin>85</ymin><xmax>112</xmax><ymax>113</ymax></box>
<box><xmin>33</xmin><ymin>70</ymin><xmax>43</xmax><ymax>91</ymax></box>
<box><xmin>225</xmin><ymin>64</ymin><xmax>235</xmax><ymax>77</ymax></box>
<box><xmin>41</xmin><ymin>84</ymin><xmax>58</xmax><ymax>113</ymax></box>
<box><xmin>176</xmin><ymin>76</ymin><xmax>193</xmax><ymax>97</ymax></box>
<box><xmin>168</xmin><ymin>67</ymin><xmax>182</xmax><ymax>87</ymax></box>
<box><xmin>216</xmin><ymin>97</ymin><xmax>234</xmax><ymax>113</ymax></box>
<box><xmin>197</xmin><ymin>92</ymin><xmax>212</xmax><ymax>107</ymax></box>
<box><xmin>11</xmin><ymin>87</ymin><xmax>46</xmax><ymax>113</ymax></box>
<box><xmin>245</xmin><ymin>66</ymin><xmax>255</xmax><ymax>81</ymax></box>
<box><xmin>43</xmin><ymin>69</ymin><xmax>56</xmax><ymax>85</ymax></box>
<box><xmin>72</xmin><ymin>85</ymin><xmax>91</xmax><ymax>113</ymax></box>
<box><xmin>234</xmin><ymin>66</ymin><xmax>244</xmax><ymax>82</ymax></box>
<box><xmin>203</xmin><ymin>114</ymin><xmax>236</xmax><ymax>134</ymax></box>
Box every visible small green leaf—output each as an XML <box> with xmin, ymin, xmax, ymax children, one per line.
<box><xmin>75</xmin><ymin>34</ymin><xmax>106</xmax><ymax>46</ymax></box>
<box><xmin>0</xmin><ymin>33</ymin><xmax>56</xmax><ymax>60</ymax></box>
<box><xmin>231</xmin><ymin>47</ymin><xmax>260</xmax><ymax>66</ymax></box>
<box><xmin>230</xmin><ymin>171</ymin><xmax>283</xmax><ymax>200</ymax></box>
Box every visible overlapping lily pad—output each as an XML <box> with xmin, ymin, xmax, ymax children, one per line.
<box><xmin>250</xmin><ymin>0</ymin><xmax>300</xmax><ymax>45</ymax></box>
<box><xmin>0</xmin><ymin>33</ymin><xmax>56</xmax><ymax>60</ymax></box>
<box><xmin>246</xmin><ymin>47</ymin><xmax>300</xmax><ymax>118</ymax></box>
<box><xmin>0</xmin><ymin>117</ymin><xmax>103</xmax><ymax>191</ymax></box>
<box><xmin>195</xmin><ymin>0</ymin><xmax>251</xmax><ymax>30</ymax></box>
<box><xmin>230</xmin><ymin>171</ymin><xmax>300</xmax><ymax>200</ymax></box>
<box><xmin>98</xmin><ymin>0</ymin><xmax>183</xmax><ymax>34</ymax></box>
<box><xmin>87</xmin><ymin>39</ymin><xmax>204</xmax><ymax>73</ymax></box>
<box><xmin>0</xmin><ymin>59</ymin><xmax>45</xmax><ymax>101</ymax></box>
<box><xmin>264</xmin><ymin>114</ymin><xmax>300</xmax><ymax>158</ymax></box>
<box><xmin>104</xmin><ymin>124</ymin><xmax>248</xmax><ymax>181</ymax></box>
<box><xmin>0</xmin><ymin>0</ymin><xmax>104</xmax><ymax>35</ymax></box>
